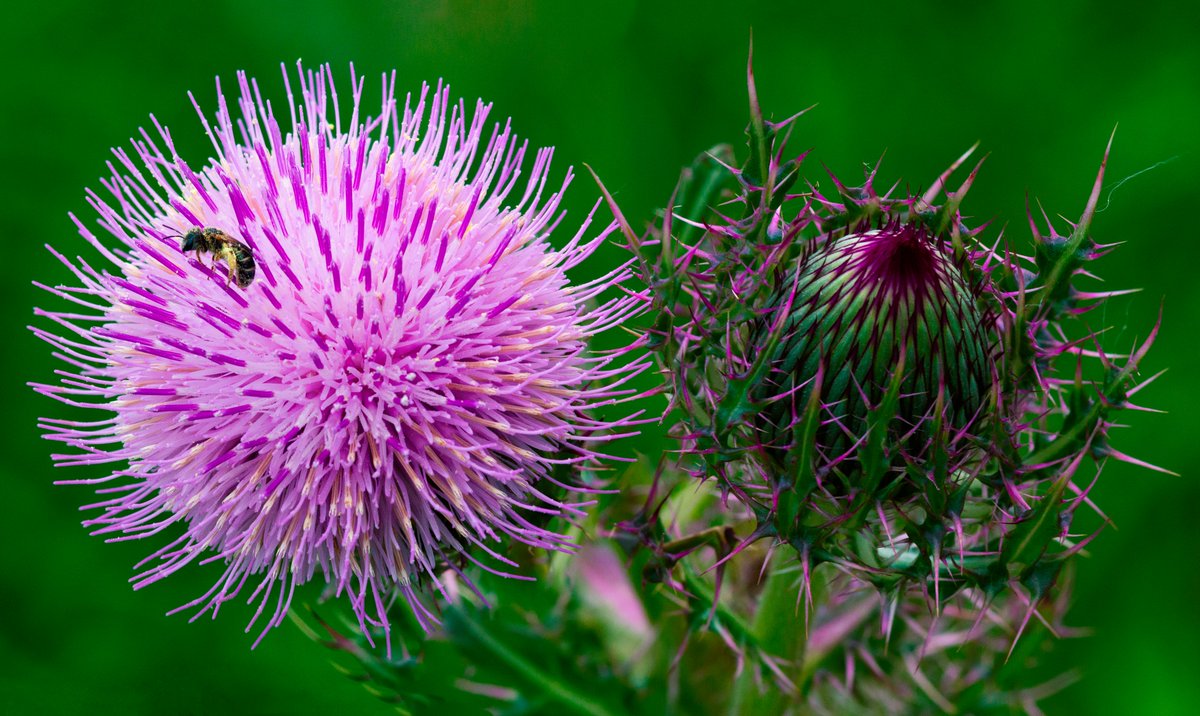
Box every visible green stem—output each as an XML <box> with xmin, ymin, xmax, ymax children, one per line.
<box><xmin>726</xmin><ymin>553</ymin><xmax>805</xmax><ymax>716</ymax></box>
<box><xmin>452</xmin><ymin>608</ymin><xmax>622</xmax><ymax>716</ymax></box>
<box><xmin>660</xmin><ymin>526</ymin><xmax>727</xmax><ymax>556</ymax></box>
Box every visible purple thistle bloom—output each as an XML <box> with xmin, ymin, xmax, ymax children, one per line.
<box><xmin>31</xmin><ymin>63</ymin><xmax>648</xmax><ymax>645</ymax></box>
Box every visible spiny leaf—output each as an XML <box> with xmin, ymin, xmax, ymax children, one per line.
<box><xmin>1001</xmin><ymin>450</ymin><xmax>1087</xmax><ymax>574</ymax></box>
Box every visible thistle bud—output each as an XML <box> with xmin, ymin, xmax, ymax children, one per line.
<box><xmin>597</xmin><ymin>62</ymin><xmax>1165</xmax><ymax>712</ymax></box>
<box><xmin>761</xmin><ymin>221</ymin><xmax>994</xmax><ymax>465</ymax></box>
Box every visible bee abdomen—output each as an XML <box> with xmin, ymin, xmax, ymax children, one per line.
<box><xmin>232</xmin><ymin>243</ymin><xmax>257</xmax><ymax>288</ymax></box>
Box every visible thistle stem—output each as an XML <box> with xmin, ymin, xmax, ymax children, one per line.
<box><xmin>660</xmin><ymin>526</ymin><xmax>729</xmax><ymax>556</ymax></box>
<box><xmin>452</xmin><ymin>608</ymin><xmax>622</xmax><ymax>716</ymax></box>
<box><xmin>727</xmin><ymin>551</ymin><xmax>806</xmax><ymax>716</ymax></box>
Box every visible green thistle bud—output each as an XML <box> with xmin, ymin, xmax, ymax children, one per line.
<box><xmin>761</xmin><ymin>222</ymin><xmax>994</xmax><ymax>465</ymax></box>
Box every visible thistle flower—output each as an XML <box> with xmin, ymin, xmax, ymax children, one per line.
<box><xmin>31</xmin><ymin>63</ymin><xmax>647</xmax><ymax>644</ymax></box>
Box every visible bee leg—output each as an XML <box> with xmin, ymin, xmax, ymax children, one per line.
<box><xmin>207</xmin><ymin>253</ymin><xmax>227</xmax><ymax>283</ymax></box>
<box><xmin>223</xmin><ymin>252</ymin><xmax>239</xmax><ymax>285</ymax></box>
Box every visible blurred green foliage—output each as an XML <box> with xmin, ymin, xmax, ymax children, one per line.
<box><xmin>2</xmin><ymin>1</ymin><xmax>1196</xmax><ymax>714</ymax></box>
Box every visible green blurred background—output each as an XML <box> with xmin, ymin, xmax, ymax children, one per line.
<box><xmin>2</xmin><ymin>1</ymin><xmax>1196</xmax><ymax>713</ymax></box>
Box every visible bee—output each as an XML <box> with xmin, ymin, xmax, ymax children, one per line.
<box><xmin>178</xmin><ymin>227</ymin><xmax>256</xmax><ymax>288</ymax></box>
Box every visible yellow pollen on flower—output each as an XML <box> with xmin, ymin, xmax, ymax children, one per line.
<box><xmin>510</xmin><ymin>325</ymin><xmax>556</xmax><ymax>339</ymax></box>
<box><xmin>497</xmin><ymin>343</ymin><xmax>536</xmax><ymax>354</ymax></box>
<box><xmin>395</xmin><ymin>453</ymin><xmax>425</xmax><ymax>493</ymax></box>
<box><xmin>172</xmin><ymin>443</ymin><xmax>207</xmax><ymax>469</ymax></box>
<box><xmin>463</xmin><ymin>493</ymin><xmax>487</xmax><ymax>515</ymax></box>
<box><xmin>392</xmin><ymin>496</ymin><xmax>415</xmax><ymax>539</ymax></box>
<box><xmin>459</xmin><ymin>360</ymin><xmax>500</xmax><ymax>369</ymax></box>
<box><xmin>381</xmin><ymin>154</ymin><xmax>398</xmax><ymax>186</ymax></box>
<box><xmin>219</xmin><ymin>483</ymin><xmax>245</xmax><ymax>506</ymax></box>
<box><xmin>462</xmin><ymin>413</ymin><xmax>510</xmax><ymax>432</ymax></box>
<box><xmin>523</xmin><ymin>268</ymin><xmax>554</xmax><ymax>284</ymax></box>
<box><xmin>530</xmin><ymin>379</ymin><xmax>579</xmax><ymax>397</ymax></box>
<box><xmin>366</xmin><ymin>433</ymin><xmax>381</xmax><ymax>469</ymax></box>
<box><xmin>459</xmin><ymin>466</ymin><xmax>500</xmax><ymax>494</ymax></box>
<box><xmin>423</xmin><ymin>447</ymin><xmax>467</xmax><ymax>509</ymax></box>
<box><xmin>179</xmin><ymin>185</ymin><xmax>207</xmax><ymax>224</ymax></box>
<box><xmin>437</xmin><ymin>440</ymin><xmax>471</xmax><ymax>466</ymax></box>
<box><xmin>496</xmin><ymin>440</ymin><xmax>537</xmax><ymax>461</ymax></box>
<box><xmin>115</xmin><ymin>417</ymin><xmax>153</xmax><ymax>436</ymax></box>
<box><xmin>446</xmin><ymin>382</ymin><xmax>499</xmax><ymax>395</ymax></box>
<box><xmin>301</xmin><ymin>465</ymin><xmax>317</xmax><ymax>498</ymax></box>
<box><xmin>248</xmin><ymin>453</ymin><xmax>272</xmax><ymax>484</ymax></box>
<box><xmin>278</xmin><ymin>523</ymin><xmax>298</xmax><ymax>556</ymax></box>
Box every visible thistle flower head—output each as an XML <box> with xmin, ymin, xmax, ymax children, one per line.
<box><xmin>32</xmin><ymin>63</ymin><xmax>647</xmax><ymax>644</ymax></box>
